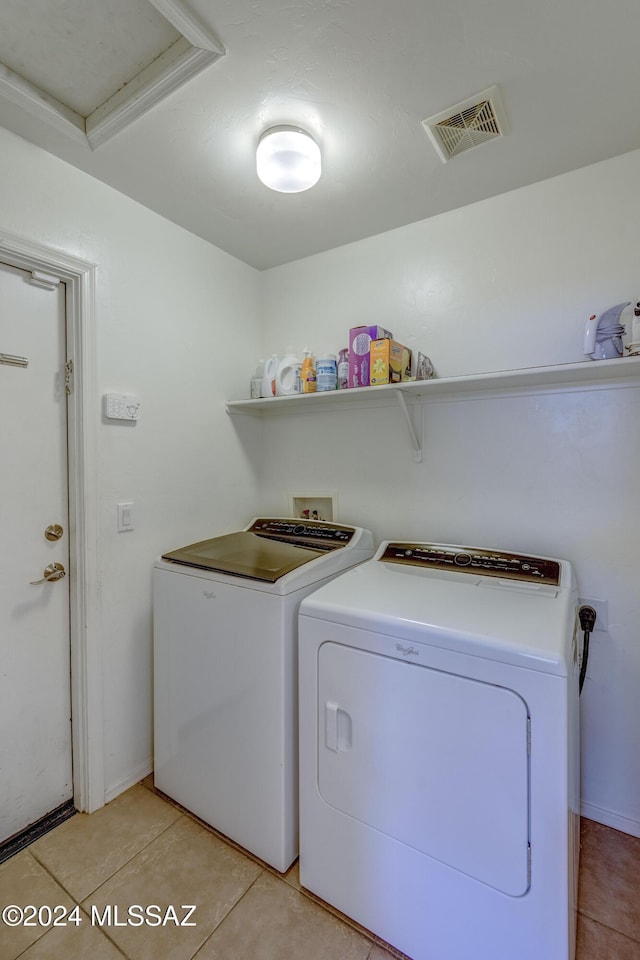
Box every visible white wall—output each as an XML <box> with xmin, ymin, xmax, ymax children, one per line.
<box><xmin>257</xmin><ymin>149</ymin><xmax>640</xmax><ymax>836</ymax></box>
<box><xmin>2</xmin><ymin>120</ymin><xmax>639</xmax><ymax>837</ymax></box>
<box><xmin>0</xmin><ymin>127</ymin><xmax>262</xmax><ymax>800</ymax></box>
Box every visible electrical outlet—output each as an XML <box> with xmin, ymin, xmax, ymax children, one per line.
<box><xmin>578</xmin><ymin>597</ymin><xmax>608</xmax><ymax>633</ymax></box>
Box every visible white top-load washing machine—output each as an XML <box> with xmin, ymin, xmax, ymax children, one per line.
<box><xmin>153</xmin><ymin>517</ymin><xmax>373</xmax><ymax>872</ymax></box>
<box><xmin>299</xmin><ymin>541</ymin><xmax>581</xmax><ymax>960</ymax></box>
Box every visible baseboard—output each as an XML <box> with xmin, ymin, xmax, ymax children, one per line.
<box><xmin>581</xmin><ymin>799</ymin><xmax>640</xmax><ymax>838</ymax></box>
<box><xmin>104</xmin><ymin>758</ymin><xmax>153</xmax><ymax>805</ymax></box>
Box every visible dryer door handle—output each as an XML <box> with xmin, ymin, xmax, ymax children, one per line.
<box><xmin>325</xmin><ymin>701</ymin><xmax>352</xmax><ymax>752</ymax></box>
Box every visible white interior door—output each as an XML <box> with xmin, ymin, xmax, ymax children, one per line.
<box><xmin>0</xmin><ymin>260</ymin><xmax>73</xmax><ymax>845</ymax></box>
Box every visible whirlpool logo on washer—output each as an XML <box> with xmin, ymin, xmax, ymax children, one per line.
<box><xmin>396</xmin><ymin>643</ymin><xmax>420</xmax><ymax>658</ymax></box>
<box><xmin>203</xmin><ymin>590</ymin><xmax>217</xmax><ymax>600</ymax></box>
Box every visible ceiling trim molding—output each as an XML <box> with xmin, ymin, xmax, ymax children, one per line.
<box><xmin>0</xmin><ymin>0</ymin><xmax>225</xmax><ymax>151</ymax></box>
<box><xmin>0</xmin><ymin>61</ymin><xmax>87</xmax><ymax>144</ymax></box>
<box><xmin>146</xmin><ymin>0</ymin><xmax>225</xmax><ymax>53</ymax></box>
<box><xmin>86</xmin><ymin>36</ymin><xmax>220</xmax><ymax>148</ymax></box>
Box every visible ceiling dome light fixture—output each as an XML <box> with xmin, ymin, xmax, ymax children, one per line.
<box><xmin>256</xmin><ymin>126</ymin><xmax>321</xmax><ymax>193</ymax></box>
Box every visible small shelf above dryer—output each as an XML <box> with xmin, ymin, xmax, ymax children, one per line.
<box><xmin>226</xmin><ymin>355</ymin><xmax>640</xmax><ymax>462</ymax></box>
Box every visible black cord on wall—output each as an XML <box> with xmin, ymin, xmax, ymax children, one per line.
<box><xmin>578</xmin><ymin>605</ymin><xmax>597</xmax><ymax>694</ymax></box>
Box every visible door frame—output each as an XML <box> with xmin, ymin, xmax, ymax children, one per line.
<box><xmin>0</xmin><ymin>230</ymin><xmax>103</xmax><ymax>814</ymax></box>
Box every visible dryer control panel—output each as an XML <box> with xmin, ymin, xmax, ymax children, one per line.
<box><xmin>380</xmin><ymin>542</ymin><xmax>561</xmax><ymax>586</ymax></box>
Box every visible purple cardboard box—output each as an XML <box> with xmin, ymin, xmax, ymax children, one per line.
<box><xmin>348</xmin><ymin>325</ymin><xmax>393</xmax><ymax>387</ymax></box>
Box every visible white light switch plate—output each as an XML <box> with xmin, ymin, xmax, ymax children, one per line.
<box><xmin>117</xmin><ymin>502</ymin><xmax>135</xmax><ymax>532</ymax></box>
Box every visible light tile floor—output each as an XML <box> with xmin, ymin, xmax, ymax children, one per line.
<box><xmin>1</xmin><ymin>779</ymin><xmax>639</xmax><ymax>959</ymax></box>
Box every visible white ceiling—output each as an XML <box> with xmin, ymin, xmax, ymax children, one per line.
<box><xmin>1</xmin><ymin>0</ymin><xmax>639</xmax><ymax>270</ymax></box>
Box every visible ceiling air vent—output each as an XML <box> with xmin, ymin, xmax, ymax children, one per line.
<box><xmin>422</xmin><ymin>85</ymin><xmax>508</xmax><ymax>163</ymax></box>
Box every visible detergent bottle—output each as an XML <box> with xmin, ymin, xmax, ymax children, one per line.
<box><xmin>261</xmin><ymin>354</ymin><xmax>279</xmax><ymax>397</ymax></box>
<box><xmin>275</xmin><ymin>349</ymin><xmax>302</xmax><ymax>396</ymax></box>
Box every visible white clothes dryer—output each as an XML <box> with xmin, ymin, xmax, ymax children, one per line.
<box><xmin>298</xmin><ymin>541</ymin><xmax>581</xmax><ymax>960</ymax></box>
<box><xmin>153</xmin><ymin>518</ymin><xmax>373</xmax><ymax>873</ymax></box>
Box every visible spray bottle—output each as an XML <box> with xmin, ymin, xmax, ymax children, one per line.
<box><xmin>300</xmin><ymin>351</ymin><xmax>317</xmax><ymax>394</ymax></box>
<box><xmin>337</xmin><ymin>348</ymin><xmax>349</xmax><ymax>389</ymax></box>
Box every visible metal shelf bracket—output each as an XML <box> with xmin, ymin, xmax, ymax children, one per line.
<box><xmin>394</xmin><ymin>388</ymin><xmax>423</xmax><ymax>462</ymax></box>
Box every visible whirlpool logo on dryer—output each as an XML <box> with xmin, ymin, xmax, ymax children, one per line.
<box><xmin>396</xmin><ymin>643</ymin><xmax>420</xmax><ymax>658</ymax></box>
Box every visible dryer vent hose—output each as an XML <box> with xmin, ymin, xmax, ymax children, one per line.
<box><xmin>578</xmin><ymin>605</ymin><xmax>597</xmax><ymax>694</ymax></box>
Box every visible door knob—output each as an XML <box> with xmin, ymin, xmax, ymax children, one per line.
<box><xmin>30</xmin><ymin>562</ymin><xmax>66</xmax><ymax>585</ymax></box>
<box><xmin>44</xmin><ymin>523</ymin><xmax>64</xmax><ymax>542</ymax></box>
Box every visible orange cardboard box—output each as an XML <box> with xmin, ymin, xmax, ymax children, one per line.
<box><xmin>370</xmin><ymin>338</ymin><xmax>412</xmax><ymax>384</ymax></box>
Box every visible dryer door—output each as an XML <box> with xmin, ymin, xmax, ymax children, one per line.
<box><xmin>317</xmin><ymin>642</ymin><xmax>530</xmax><ymax>896</ymax></box>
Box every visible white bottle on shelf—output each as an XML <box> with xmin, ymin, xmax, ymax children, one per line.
<box><xmin>261</xmin><ymin>354</ymin><xmax>279</xmax><ymax>397</ymax></box>
<box><xmin>316</xmin><ymin>353</ymin><xmax>337</xmax><ymax>391</ymax></box>
<box><xmin>275</xmin><ymin>349</ymin><xmax>302</xmax><ymax>396</ymax></box>
<box><xmin>250</xmin><ymin>359</ymin><xmax>265</xmax><ymax>399</ymax></box>
<box><xmin>337</xmin><ymin>348</ymin><xmax>349</xmax><ymax>390</ymax></box>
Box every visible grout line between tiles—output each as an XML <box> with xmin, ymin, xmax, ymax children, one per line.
<box><xmin>143</xmin><ymin>777</ymin><xmax>414</xmax><ymax>959</ymax></box>
<box><xmin>75</xmin><ymin>905</ymin><xmax>132</xmax><ymax>960</ymax></box>
<box><xmin>10</xmin><ymin>900</ymin><xmax>131</xmax><ymax>960</ymax></box>
<box><xmin>577</xmin><ymin>908</ymin><xmax>640</xmax><ymax>946</ymax></box>
<box><xmin>188</xmin><ymin>869</ymin><xmax>266</xmax><ymax>959</ymax></box>
<box><xmin>21</xmin><ymin>848</ymin><xmax>77</xmax><ymax>902</ymax></box>
<box><xmin>19</xmin><ymin>848</ymin><xmax>162</xmax><ymax>960</ymax></box>
<box><xmin>76</xmin><ymin>902</ymin><xmax>138</xmax><ymax>960</ymax></box>
<box><xmin>92</xmin><ymin>781</ymin><xmax>640</xmax><ymax>958</ymax></box>
<box><xmin>79</xmin><ymin>813</ymin><xmax>190</xmax><ymax>904</ymax></box>
<box><xmin>29</xmin><ymin>810</ymin><xmax>188</xmax><ymax>904</ymax></box>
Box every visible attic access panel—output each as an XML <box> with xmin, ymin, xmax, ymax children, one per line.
<box><xmin>0</xmin><ymin>0</ymin><xmax>224</xmax><ymax>148</ymax></box>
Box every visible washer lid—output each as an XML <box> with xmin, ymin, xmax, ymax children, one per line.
<box><xmin>160</xmin><ymin>519</ymin><xmax>357</xmax><ymax>583</ymax></box>
<box><xmin>161</xmin><ymin>531</ymin><xmax>327</xmax><ymax>582</ymax></box>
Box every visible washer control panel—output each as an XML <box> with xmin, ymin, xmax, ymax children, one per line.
<box><xmin>380</xmin><ymin>542</ymin><xmax>560</xmax><ymax>586</ymax></box>
<box><xmin>248</xmin><ymin>518</ymin><xmax>354</xmax><ymax>548</ymax></box>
